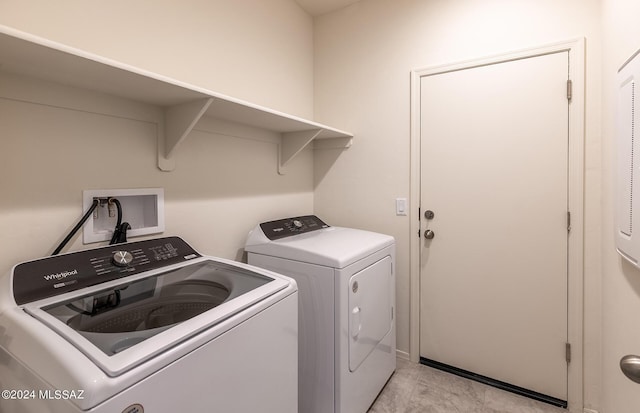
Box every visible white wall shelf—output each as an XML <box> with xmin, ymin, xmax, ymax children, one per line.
<box><xmin>0</xmin><ymin>25</ymin><xmax>353</xmax><ymax>173</ymax></box>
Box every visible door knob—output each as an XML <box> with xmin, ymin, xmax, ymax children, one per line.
<box><xmin>424</xmin><ymin>230</ymin><xmax>435</xmax><ymax>240</ymax></box>
<box><xmin>424</xmin><ymin>210</ymin><xmax>435</xmax><ymax>220</ymax></box>
<box><xmin>621</xmin><ymin>355</ymin><xmax>640</xmax><ymax>384</ymax></box>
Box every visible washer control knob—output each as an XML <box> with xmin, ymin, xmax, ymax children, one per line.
<box><xmin>292</xmin><ymin>219</ymin><xmax>303</xmax><ymax>229</ymax></box>
<box><xmin>112</xmin><ymin>250</ymin><xmax>133</xmax><ymax>267</ymax></box>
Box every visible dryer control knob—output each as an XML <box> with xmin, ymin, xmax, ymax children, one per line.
<box><xmin>292</xmin><ymin>219</ymin><xmax>303</xmax><ymax>229</ymax></box>
<box><xmin>112</xmin><ymin>250</ymin><xmax>133</xmax><ymax>267</ymax></box>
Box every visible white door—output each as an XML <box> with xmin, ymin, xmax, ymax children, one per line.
<box><xmin>419</xmin><ymin>51</ymin><xmax>569</xmax><ymax>401</ymax></box>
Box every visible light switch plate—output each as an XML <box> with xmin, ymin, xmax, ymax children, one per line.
<box><xmin>396</xmin><ymin>198</ymin><xmax>407</xmax><ymax>216</ymax></box>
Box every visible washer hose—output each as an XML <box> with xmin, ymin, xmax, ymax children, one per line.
<box><xmin>111</xmin><ymin>222</ymin><xmax>131</xmax><ymax>245</ymax></box>
<box><xmin>52</xmin><ymin>199</ymin><xmax>100</xmax><ymax>255</ymax></box>
<box><xmin>108</xmin><ymin>198</ymin><xmax>123</xmax><ymax>245</ymax></box>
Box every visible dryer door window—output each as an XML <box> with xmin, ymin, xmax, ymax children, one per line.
<box><xmin>348</xmin><ymin>256</ymin><xmax>393</xmax><ymax>372</ymax></box>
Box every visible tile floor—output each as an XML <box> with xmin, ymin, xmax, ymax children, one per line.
<box><xmin>368</xmin><ymin>358</ymin><xmax>567</xmax><ymax>413</ymax></box>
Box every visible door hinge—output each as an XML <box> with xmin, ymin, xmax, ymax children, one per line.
<box><xmin>567</xmin><ymin>79</ymin><xmax>573</xmax><ymax>102</ymax></box>
<box><xmin>566</xmin><ymin>342</ymin><xmax>572</xmax><ymax>364</ymax></box>
<box><xmin>567</xmin><ymin>211</ymin><xmax>571</xmax><ymax>233</ymax></box>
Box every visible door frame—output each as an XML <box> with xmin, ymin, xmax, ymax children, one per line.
<box><xmin>409</xmin><ymin>39</ymin><xmax>585</xmax><ymax>411</ymax></box>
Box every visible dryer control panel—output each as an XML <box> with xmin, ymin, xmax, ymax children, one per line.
<box><xmin>260</xmin><ymin>215</ymin><xmax>329</xmax><ymax>240</ymax></box>
<box><xmin>12</xmin><ymin>237</ymin><xmax>200</xmax><ymax>305</ymax></box>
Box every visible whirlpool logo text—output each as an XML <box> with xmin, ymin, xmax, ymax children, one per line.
<box><xmin>43</xmin><ymin>269</ymin><xmax>78</xmax><ymax>281</ymax></box>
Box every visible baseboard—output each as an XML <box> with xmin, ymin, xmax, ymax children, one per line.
<box><xmin>395</xmin><ymin>349</ymin><xmax>410</xmax><ymax>361</ymax></box>
<box><xmin>583</xmin><ymin>409</ymin><xmax>599</xmax><ymax>413</ymax></box>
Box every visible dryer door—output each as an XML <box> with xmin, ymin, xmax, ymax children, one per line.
<box><xmin>348</xmin><ymin>256</ymin><xmax>393</xmax><ymax>372</ymax></box>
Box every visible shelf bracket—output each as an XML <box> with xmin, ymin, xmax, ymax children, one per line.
<box><xmin>158</xmin><ymin>97</ymin><xmax>213</xmax><ymax>171</ymax></box>
<box><xmin>278</xmin><ymin>129</ymin><xmax>324</xmax><ymax>175</ymax></box>
<box><xmin>313</xmin><ymin>136</ymin><xmax>354</xmax><ymax>150</ymax></box>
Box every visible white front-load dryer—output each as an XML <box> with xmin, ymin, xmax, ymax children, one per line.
<box><xmin>0</xmin><ymin>236</ymin><xmax>298</xmax><ymax>413</ymax></box>
<box><xmin>245</xmin><ymin>215</ymin><xmax>396</xmax><ymax>413</ymax></box>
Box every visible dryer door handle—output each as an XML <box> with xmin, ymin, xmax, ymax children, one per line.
<box><xmin>351</xmin><ymin>306</ymin><xmax>362</xmax><ymax>339</ymax></box>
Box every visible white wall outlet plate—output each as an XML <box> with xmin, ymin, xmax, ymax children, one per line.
<box><xmin>82</xmin><ymin>188</ymin><xmax>165</xmax><ymax>244</ymax></box>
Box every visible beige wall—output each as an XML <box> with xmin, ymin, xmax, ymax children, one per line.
<box><xmin>313</xmin><ymin>0</ymin><xmax>602</xmax><ymax>410</ymax></box>
<box><xmin>601</xmin><ymin>0</ymin><xmax>640</xmax><ymax>412</ymax></box>
<box><xmin>0</xmin><ymin>1</ymin><xmax>315</xmax><ymax>271</ymax></box>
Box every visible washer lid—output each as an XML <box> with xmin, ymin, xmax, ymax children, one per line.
<box><xmin>246</xmin><ymin>224</ymin><xmax>394</xmax><ymax>268</ymax></box>
<box><xmin>24</xmin><ymin>258</ymin><xmax>289</xmax><ymax>377</ymax></box>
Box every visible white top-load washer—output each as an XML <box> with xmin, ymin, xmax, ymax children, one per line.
<box><xmin>245</xmin><ymin>215</ymin><xmax>396</xmax><ymax>413</ymax></box>
<box><xmin>0</xmin><ymin>236</ymin><xmax>298</xmax><ymax>413</ymax></box>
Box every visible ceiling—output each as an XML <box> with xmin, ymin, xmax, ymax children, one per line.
<box><xmin>294</xmin><ymin>0</ymin><xmax>361</xmax><ymax>16</ymax></box>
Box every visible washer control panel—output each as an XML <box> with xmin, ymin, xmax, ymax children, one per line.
<box><xmin>260</xmin><ymin>215</ymin><xmax>329</xmax><ymax>240</ymax></box>
<box><xmin>12</xmin><ymin>237</ymin><xmax>200</xmax><ymax>305</ymax></box>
